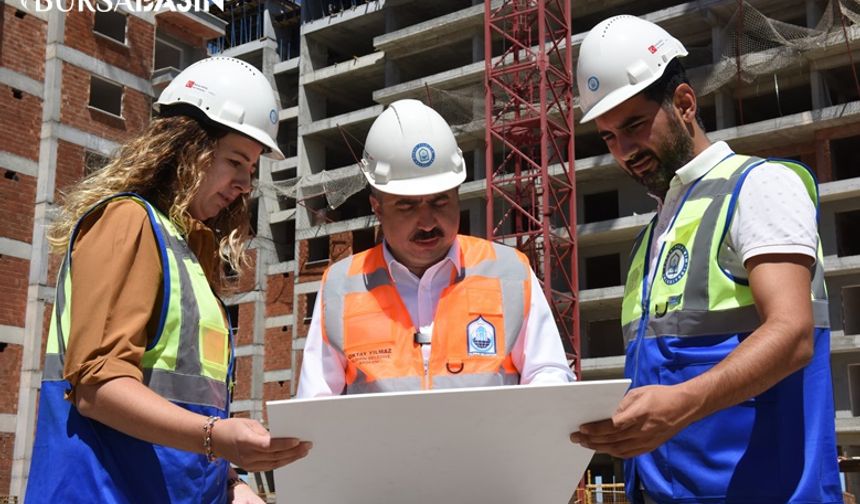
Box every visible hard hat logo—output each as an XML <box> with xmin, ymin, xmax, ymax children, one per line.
<box><xmin>269</xmin><ymin>109</ymin><xmax>278</xmax><ymax>125</ymax></box>
<box><xmin>587</xmin><ymin>76</ymin><xmax>600</xmax><ymax>92</ymax></box>
<box><xmin>411</xmin><ymin>143</ymin><xmax>436</xmax><ymax>168</ymax></box>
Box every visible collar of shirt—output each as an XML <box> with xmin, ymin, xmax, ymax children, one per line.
<box><xmin>381</xmin><ymin>238</ymin><xmax>461</xmax><ymax>286</ymax></box>
<box><xmin>381</xmin><ymin>238</ymin><xmax>461</xmax><ymax>332</ymax></box>
<box><xmin>647</xmin><ymin>141</ymin><xmax>734</xmax><ymax>279</ymax></box>
<box><xmin>668</xmin><ymin>140</ymin><xmax>734</xmax><ymax>191</ymax></box>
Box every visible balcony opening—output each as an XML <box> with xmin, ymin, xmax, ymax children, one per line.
<box><xmin>836</xmin><ymin>210</ymin><xmax>860</xmax><ymax>257</ymax></box>
<box><xmin>583</xmin><ymin>190</ymin><xmax>619</xmax><ymax>223</ymax></box>
<box><xmin>831</xmin><ymin>135</ymin><xmax>860</xmax><ymax>181</ymax></box>
<box><xmin>585</xmin><ymin>318</ymin><xmax>624</xmax><ymax>358</ymax></box>
<box><xmin>584</xmin><ymin>254</ymin><xmax>621</xmax><ymax>290</ymax></box>
<box><xmin>842</xmin><ymin>285</ymin><xmax>860</xmax><ymax>336</ymax></box>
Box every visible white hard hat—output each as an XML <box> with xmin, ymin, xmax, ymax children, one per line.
<box><xmin>156</xmin><ymin>56</ymin><xmax>284</xmax><ymax>159</ymax></box>
<box><xmin>577</xmin><ymin>15</ymin><xmax>688</xmax><ymax>123</ymax></box>
<box><xmin>361</xmin><ymin>99</ymin><xmax>466</xmax><ymax>196</ymax></box>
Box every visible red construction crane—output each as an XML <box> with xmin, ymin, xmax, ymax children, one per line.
<box><xmin>484</xmin><ymin>0</ymin><xmax>580</xmax><ymax>377</ymax></box>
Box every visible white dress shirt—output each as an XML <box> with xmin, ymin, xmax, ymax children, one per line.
<box><xmin>297</xmin><ymin>238</ymin><xmax>575</xmax><ymax>398</ymax></box>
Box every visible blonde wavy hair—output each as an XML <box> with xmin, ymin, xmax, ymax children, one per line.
<box><xmin>49</xmin><ymin>115</ymin><xmax>254</xmax><ymax>292</ymax></box>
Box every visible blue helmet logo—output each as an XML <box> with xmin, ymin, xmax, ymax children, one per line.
<box><xmin>411</xmin><ymin>143</ymin><xmax>435</xmax><ymax>168</ymax></box>
<box><xmin>587</xmin><ymin>76</ymin><xmax>600</xmax><ymax>92</ymax></box>
<box><xmin>269</xmin><ymin>109</ymin><xmax>278</xmax><ymax>124</ymax></box>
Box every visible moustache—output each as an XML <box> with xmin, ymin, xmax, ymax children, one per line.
<box><xmin>626</xmin><ymin>150</ymin><xmax>653</xmax><ymax>167</ymax></box>
<box><xmin>410</xmin><ymin>228</ymin><xmax>444</xmax><ymax>241</ymax></box>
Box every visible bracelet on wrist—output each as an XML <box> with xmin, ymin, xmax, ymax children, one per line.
<box><xmin>203</xmin><ymin>415</ymin><xmax>220</xmax><ymax>463</ymax></box>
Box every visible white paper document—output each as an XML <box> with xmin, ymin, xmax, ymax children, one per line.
<box><xmin>267</xmin><ymin>379</ymin><xmax>630</xmax><ymax>504</ymax></box>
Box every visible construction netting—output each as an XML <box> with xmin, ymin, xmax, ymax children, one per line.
<box><xmin>424</xmin><ymin>84</ymin><xmax>487</xmax><ymax>127</ymax></box>
<box><xmin>267</xmin><ymin>168</ymin><xmax>368</xmax><ymax>212</ymax></box>
<box><xmin>697</xmin><ymin>0</ymin><xmax>860</xmax><ymax>98</ymax></box>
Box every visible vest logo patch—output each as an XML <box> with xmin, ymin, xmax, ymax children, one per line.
<box><xmin>467</xmin><ymin>316</ymin><xmax>496</xmax><ymax>355</ymax></box>
<box><xmin>662</xmin><ymin>244</ymin><xmax>689</xmax><ymax>285</ymax></box>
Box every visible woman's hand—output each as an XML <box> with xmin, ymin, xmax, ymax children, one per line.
<box><xmin>212</xmin><ymin>417</ymin><xmax>312</xmax><ymax>471</ymax></box>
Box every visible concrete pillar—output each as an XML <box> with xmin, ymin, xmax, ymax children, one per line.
<box><xmin>469</xmin><ymin>198</ymin><xmax>485</xmax><ymax>238</ymax></box>
<box><xmin>472</xmin><ymin>147</ymin><xmax>486</xmax><ymax>182</ymax></box>
<box><xmin>297</xmin><ymin>33</ymin><xmax>326</xmax><ymax>231</ymax></box>
<box><xmin>383</xmin><ymin>7</ymin><xmax>400</xmax><ymax>86</ymax></box>
<box><xmin>11</xmin><ymin>4</ymin><xmax>65</xmax><ymax>498</ymax></box>
<box><xmin>711</xmin><ymin>24</ymin><xmax>736</xmax><ymax>130</ymax></box>
<box><xmin>239</xmin><ymin>43</ymin><xmax>284</xmax><ymax>423</ymax></box>
<box><xmin>263</xmin><ymin>2</ymin><xmax>277</xmax><ymax>41</ymax></box>
<box><xmin>471</xmin><ymin>0</ymin><xmax>483</xmax><ymax>63</ymax></box>
<box><xmin>807</xmin><ymin>0</ymin><xmax>828</xmax><ymax>110</ymax></box>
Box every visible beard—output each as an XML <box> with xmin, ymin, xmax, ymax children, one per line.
<box><xmin>632</xmin><ymin>115</ymin><xmax>695</xmax><ymax>200</ymax></box>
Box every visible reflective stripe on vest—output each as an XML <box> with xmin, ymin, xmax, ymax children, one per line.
<box><xmin>44</xmin><ymin>193</ymin><xmax>232</xmax><ymax>410</ymax></box>
<box><xmin>621</xmin><ymin>155</ymin><xmax>828</xmax><ymax>346</ymax></box>
<box><xmin>322</xmin><ymin>235</ymin><xmax>530</xmax><ymax>393</ymax></box>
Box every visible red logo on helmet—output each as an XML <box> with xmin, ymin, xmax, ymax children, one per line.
<box><xmin>648</xmin><ymin>45</ymin><xmax>658</xmax><ymax>54</ymax></box>
<box><xmin>185</xmin><ymin>80</ymin><xmax>195</xmax><ymax>88</ymax></box>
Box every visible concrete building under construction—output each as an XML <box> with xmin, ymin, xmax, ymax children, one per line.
<box><xmin>4</xmin><ymin>0</ymin><xmax>860</xmax><ymax>501</ymax></box>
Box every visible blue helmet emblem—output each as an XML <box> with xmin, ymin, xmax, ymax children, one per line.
<box><xmin>411</xmin><ymin>143</ymin><xmax>435</xmax><ymax>168</ymax></box>
<box><xmin>269</xmin><ymin>109</ymin><xmax>278</xmax><ymax>124</ymax></box>
<box><xmin>587</xmin><ymin>76</ymin><xmax>600</xmax><ymax>92</ymax></box>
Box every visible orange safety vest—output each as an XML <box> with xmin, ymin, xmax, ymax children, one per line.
<box><xmin>321</xmin><ymin>235</ymin><xmax>532</xmax><ymax>394</ymax></box>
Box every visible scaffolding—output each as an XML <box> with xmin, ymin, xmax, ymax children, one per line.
<box><xmin>484</xmin><ymin>0</ymin><xmax>580</xmax><ymax>376</ymax></box>
<box><xmin>694</xmin><ymin>0</ymin><xmax>860</xmax><ymax>125</ymax></box>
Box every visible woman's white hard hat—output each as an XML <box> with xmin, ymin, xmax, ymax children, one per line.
<box><xmin>155</xmin><ymin>56</ymin><xmax>285</xmax><ymax>160</ymax></box>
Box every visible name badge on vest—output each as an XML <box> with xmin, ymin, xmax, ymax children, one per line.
<box><xmin>662</xmin><ymin>244</ymin><xmax>689</xmax><ymax>285</ymax></box>
<box><xmin>467</xmin><ymin>316</ymin><xmax>496</xmax><ymax>355</ymax></box>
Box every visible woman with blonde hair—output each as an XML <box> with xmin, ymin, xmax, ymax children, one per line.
<box><xmin>25</xmin><ymin>57</ymin><xmax>310</xmax><ymax>504</ymax></box>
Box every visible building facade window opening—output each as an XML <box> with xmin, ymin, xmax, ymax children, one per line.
<box><xmin>303</xmin><ymin>293</ymin><xmax>317</xmax><ymax>323</ymax></box>
<box><xmin>89</xmin><ymin>76</ymin><xmax>123</xmax><ymax>117</ymax></box>
<box><xmin>307</xmin><ymin>236</ymin><xmax>330</xmax><ymax>264</ymax></box>
<box><xmin>93</xmin><ymin>5</ymin><xmax>127</xmax><ymax>44</ymax></box>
